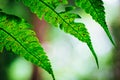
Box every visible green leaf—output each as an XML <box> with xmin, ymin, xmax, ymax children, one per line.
<box><xmin>21</xmin><ymin>0</ymin><xmax>99</xmax><ymax>67</ymax></box>
<box><xmin>0</xmin><ymin>12</ymin><xmax>55</xmax><ymax>80</ymax></box>
<box><xmin>75</xmin><ymin>0</ymin><xmax>115</xmax><ymax>46</ymax></box>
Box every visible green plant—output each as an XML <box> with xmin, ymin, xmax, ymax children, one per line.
<box><xmin>0</xmin><ymin>0</ymin><xmax>115</xmax><ymax>80</ymax></box>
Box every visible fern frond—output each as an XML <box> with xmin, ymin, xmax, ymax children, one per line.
<box><xmin>75</xmin><ymin>0</ymin><xmax>115</xmax><ymax>46</ymax></box>
<box><xmin>0</xmin><ymin>12</ymin><xmax>55</xmax><ymax>80</ymax></box>
<box><xmin>21</xmin><ymin>0</ymin><xmax>99</xmax><ymax>67</ymax></box>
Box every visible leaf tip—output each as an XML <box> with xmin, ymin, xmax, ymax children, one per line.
<box><xmin>51</xmin><ymin>73</ymin><xmax>55</xmax><ymax>80</ymax></box>
<box><xmin>102</xmin><ymin>24</ymin><xmax>116</xmax><ymax>47</ymax></box>
<box><xmin>49</xmin><ymin>70</ymin><xmax>55</xmax><ymax>80</ymax></box>
<box><xmin>87</xmin><ymin>42</ymin><xmax>99</xmax><ymax>68</ymax></box>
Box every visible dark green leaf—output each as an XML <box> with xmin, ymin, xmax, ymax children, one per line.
<box><xmin>75</xmin><ymin>0</ymin><xmax>115</xmax><ymax>46</ymax></box>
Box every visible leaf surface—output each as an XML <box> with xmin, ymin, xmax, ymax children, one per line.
<box><xmin>0</xmin><ymin>12</ymin><xmax>55</xmax><ymax>80</ymax></box>
<box><xmin>21</xmin><ymin>0</ymin><xmax>99</xmax><ymax>67</ymax></box>
<box><xmin>75</xmin><ymin>0</ymin><xmax>115</xmax><ymax>46</ymax></box>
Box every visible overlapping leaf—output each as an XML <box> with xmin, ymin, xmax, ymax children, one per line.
<box><xmin>75</xmin><ymin>0</ymin><xmax>115</xmax><ymax>46</ymax></box>
<box><xmin>0</xmin><ymin>12</ymin><xmax>55</xmax><ymax>80</ymax></box>
<box><xmin>21</xmin><ymin>0</ymin><xmax>99</xmax><ymax>67</ymax></box>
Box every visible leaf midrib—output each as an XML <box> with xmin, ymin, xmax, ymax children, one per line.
<box><xmin>88</xmin><ymin>0</ymin><xmax>115</xmax><ymax>46</ymax></box>
<box><xmin>0</xmin><ymin>27</ymin><xmax>48</xmax><ymax>70</ymax></box>
<box><xmin>39</xmin><ymin>0</ymin><xmax>80</xmax><ymax>36</ymax></box>
<box><xmin>88</xmin><ymin>0</ymin><xmax>102</xmax><ymax>21</ymax></box>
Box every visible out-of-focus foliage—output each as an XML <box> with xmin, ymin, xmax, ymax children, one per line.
<box><xmin>0</xmin><ymin>49</ymin><xmax>17</xmax><ymax>80</ymax></box>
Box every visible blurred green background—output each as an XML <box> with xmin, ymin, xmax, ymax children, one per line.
<box><xmin>0</xmin><ymin>0</ymin><xmax>120</xmax><ymax>80</ymax></box>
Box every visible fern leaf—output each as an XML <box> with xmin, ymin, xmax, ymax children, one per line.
<box><xmin>0</xmin><ymin>12</ymin><xmax>55</xmax><ymax>80</ymax></box>
<box><xmin>21</xmin><ymin>0</ymin><xmax>99</xmax><ymax>67</ymax></box>
<box><xmin>75</xmin><ymin>0</ymin><xmax>115</xmax><ymax>46</ymax></box>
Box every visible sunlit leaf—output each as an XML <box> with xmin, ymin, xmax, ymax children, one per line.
<box><xmin>0</xmin><ymin>12</ymin><xmax>55</xmax><ymax>80</ymax></box>
<box><xmin>21</xmin><ymin>0</ymin><xmax>99</xmax><ymax>67</ymax></box>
